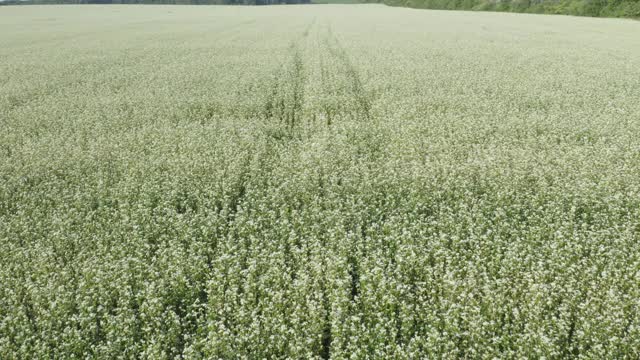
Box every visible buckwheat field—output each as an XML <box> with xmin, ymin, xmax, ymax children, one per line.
<box><xmin>2</xmin><ymin>5</ymin><xmax>640</xmax><ymax>358</ymax></box>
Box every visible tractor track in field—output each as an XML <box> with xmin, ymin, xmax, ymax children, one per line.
<box><xmin>257</xmin><ymin>20</ymin><xmax>373</xmax><ymax>133</ymax></box>
<box><xmin>220</xmin><ymin>20</ymin><xmax>317</xmax><ymax>256</ymax></box>
<box><xmin>263</xmin><ymin>43</ymin><xmax>307</xmax><ymax>134</ymax></box>
<box><xmin>320</xmin><ymin>23</ymin><xmax>373</xmax><ymax>124</ymax></box>
<box><xmin>210</xmin><ymin>20</ymin><xmax>380</xmax><ymax>359</ymax></box>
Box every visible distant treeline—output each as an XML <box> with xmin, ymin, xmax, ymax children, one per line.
<box><xmin>0</xmin><ymin>0</ymin><xmax>311</xmax><ymax>4</ymax></box>
<box><xmin>1</xmin><ymin>0</ymin><xmax>637</xmax><ymax>17</ymax></box>
<box><xmin>364</xmin><ymin>0</ymin><xmax>640</xmax><ymax>17</ymax></box>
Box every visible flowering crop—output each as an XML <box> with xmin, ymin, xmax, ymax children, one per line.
<box><xmin>1</xmin><ymin>5</ymin><xmax>640</xmax><ymax>359</ymax></box>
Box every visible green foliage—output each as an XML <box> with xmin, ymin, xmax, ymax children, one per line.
<box><xmin>312</xmin><ymin>0</ymin><xmax>362</xmax><ymax>4</ymax></box>
<box><xmin>380</xmin><ymin>0</ymin><xmax>640</xmax><ymax>17</ymax></box>
<box><xmin>1</xmin><ymin>5</ymin><xmax>640</xmax><ymax>359</ymax></box>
